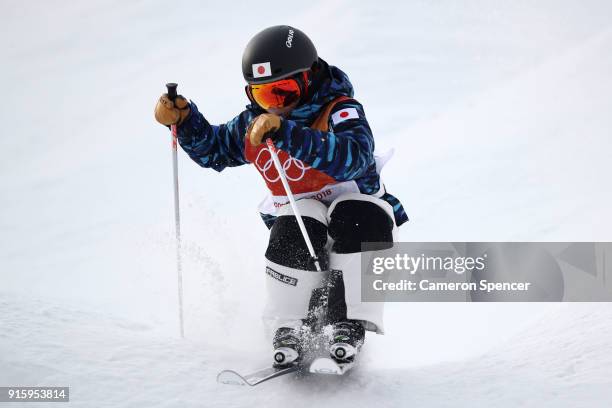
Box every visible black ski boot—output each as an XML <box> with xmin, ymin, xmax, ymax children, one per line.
<box><xmin>272</xmin><ymin>326</ymin><xmax>303</xmax><ymax>367</ymax></box>
<box><xmin>329</xmin><ymin>320</ymin><xmax>365</xmax><ymax>363</ymax></box>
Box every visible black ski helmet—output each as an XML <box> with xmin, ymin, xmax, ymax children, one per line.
<box><xmin>242</xmin><ymin>25</ymin><xmax>318</xmax><ymax>84</ymax></box>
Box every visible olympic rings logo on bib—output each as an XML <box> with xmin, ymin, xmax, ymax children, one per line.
<box><xmin>255</xmin><ymin>148</ymin><xmax>311</xmax><ymax>183</ymax></box>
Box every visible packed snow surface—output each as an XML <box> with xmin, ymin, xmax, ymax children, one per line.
<box><xmin>1</xmin><ymin>1</ymin><xmax>612</xmax><ymax>407</ymax></box>
<box><xmin>1</xmin><ymin>295</ymin><xmax>611</xmax><ymax>408</ymax></box>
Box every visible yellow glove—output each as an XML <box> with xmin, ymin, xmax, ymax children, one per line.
<box><xmin>246</xmin><ymin>114</ymin><xmax>282</xmax><ymax>146</ymax></box>
<box><xmin>154</xmin><ymin>94</ymin><xmax>190</xmax><ymax>126</ymax></box>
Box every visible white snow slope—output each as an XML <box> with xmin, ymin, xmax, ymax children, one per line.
<box><xmin>1</xmin><ymin>295</ymin><xmax>611</xmax><ymax>408</ymax></box>
<box><xmin>1</xmin><ymin>1</ymin><xmax>612</xmax><ymax>407</ymax></box>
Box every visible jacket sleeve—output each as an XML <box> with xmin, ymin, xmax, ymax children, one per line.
<box><xmin>274</xmin><ymin>99</ymin><xmax>375</xmax><ymax>181</ymax></box>
<box><xmin>176</xmin><ymin>102</ymin><xmax>255</xmax><ymax>172</ymax></box>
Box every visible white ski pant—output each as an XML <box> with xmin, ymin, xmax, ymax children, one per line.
<box><xmin>262</xmin><ymin>193</ymin><xmax>398</xmax><ymax>335</ymax></box>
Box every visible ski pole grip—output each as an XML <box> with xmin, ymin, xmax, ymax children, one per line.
<box><xmin>166</xmin><ymin>83</ymin><xmax>178</xmax><ymax>102</ymax></box>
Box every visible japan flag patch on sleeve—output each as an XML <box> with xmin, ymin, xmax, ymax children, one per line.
<box><xmin>331</xmin><ymin>107</ymin><xmax>359</xmax><ymax>125</ymax></box>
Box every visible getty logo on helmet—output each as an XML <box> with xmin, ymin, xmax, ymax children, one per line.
<box><xmin>285</xmin><ymin>29</ymin><xmax>294</xmax><ymax>48</ymax></box>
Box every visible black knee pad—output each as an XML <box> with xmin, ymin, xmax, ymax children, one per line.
<box><xmin>328</xmin><ymin>200</ymin><xmax>394</xmax><ymax>254</ymax></box>
<box><xmin>265</xmin><ymin>215</ymin><xmax>329</xmax><ymax>271</ymax></box>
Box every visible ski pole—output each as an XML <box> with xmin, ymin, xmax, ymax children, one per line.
<box><xmin>266</xmin><ymin>138</ymin><xmax>322</xmax><ymax>272</ymax></box>
<box><xmin>166</xmin><ymin>82</ymin><xmax>185</xmax><ymax>338</ymax></box>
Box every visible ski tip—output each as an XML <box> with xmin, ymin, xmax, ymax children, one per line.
<box><xmin>217</xmin><ymin>365</ymin><xmax>300</xmax><ymax>386</ymax></box>
<box><xmin>309</xmin><ymin>357</ymin><xmax>347</xmax><ymax>375</ymax></box>
<box><xmin>217</xmin><ymin>370</ymin><xmax>248</xmax><ymax>386</ymax></box>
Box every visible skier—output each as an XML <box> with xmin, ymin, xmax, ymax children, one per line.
<box><xmin>155</xmin><ymin>25</ymin><xmax>408</xmax><ymax>368</ymax></box>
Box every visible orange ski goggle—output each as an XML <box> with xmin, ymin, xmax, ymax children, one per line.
<box><xmin>246</xmin><ymin>72</ymin><xmax>309</xmax><ymax>110</ymax></box>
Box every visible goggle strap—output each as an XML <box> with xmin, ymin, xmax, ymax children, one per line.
<box><xmin>301</xmin><ymin>71</ymin><xmax>309</xmax><ymax>101</ymax></box>
<box><xmin>245</xmin><ymin>85</ymin><xmax>255</xmax><ymax>104</ymax></box>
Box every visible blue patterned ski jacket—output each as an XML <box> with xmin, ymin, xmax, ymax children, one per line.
<box><xmin>176</xmin><ymin>59</ymin><xmax>408</xmax><ymax>228</ymax></box>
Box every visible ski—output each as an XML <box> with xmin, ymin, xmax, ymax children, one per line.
<box><xmin>309</xmin><ymin>357</ymin><xmax>354</xmax><ymax>375</ymax></box>
<box><xmin>217</xmin><ymin>323</ymin><xmax>361</xmax><ymax>385</ymax></box>
<box><xmin>216</xmin><ymin>365</ymin><xmax>299</xmax><ymax>386</ymax></box>
<box><xmin>218</xmin><ymin>352</ymin><xmax>357</xmax><ymax>385</ymax></box>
